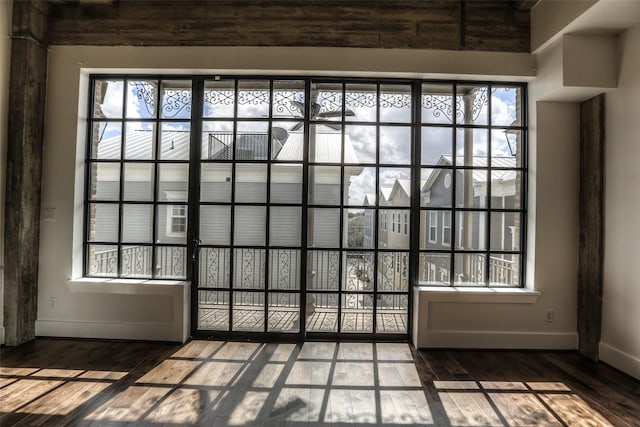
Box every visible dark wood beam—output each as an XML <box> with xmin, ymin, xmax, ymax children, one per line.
<box><xmin>46</xmin><ymin>0</ymin><xmax>530</xmax><ymax>52</ymax></box>
<box><xmin>3</xmin><ymin>0</ymin><xmax>49</xmax><ymax>346</ymax></box>
<box><xmin>578</xmin><ymin>94</ymin><xmax>605</xmax><ymax>361</ymax></box>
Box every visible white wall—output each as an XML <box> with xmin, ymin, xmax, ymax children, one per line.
<box><xmin>38</xmin><ymin>45</ymin><xmax>588</xmax><ymax>348</ymax></box>
<box><xmin>601</xmin><ymin>24</ymin><xmax>640</xmax><ymax>379</ymax></box>
<box><xmin>0</xmin><ymin>0</ymin><xmax>13</xmax><ymax>345</ymax></box>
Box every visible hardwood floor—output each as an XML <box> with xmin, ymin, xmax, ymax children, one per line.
<box><xmin>1</xmin><ymin>339</ymin><xmax>638</xmax><ymax>426</ymax></box>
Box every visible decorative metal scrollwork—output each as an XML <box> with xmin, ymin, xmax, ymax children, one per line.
<box><xmin>129</xmin><ymin>81</ymin><xmax>156</xmax><ymax>117</ymax></box>
<box><xmin>273</xmin><ymin>90</ymin><xmax>304</xmax><ymax>116</ymax></box>
<box><xmin>204</xmin><ymin>89</ymin><xmax>234</xmax><ymax>107</ymax></box>
<box><xmin>380</xmin><ymin>92</ymin><xmax>411</xmax><ymax>109</ymax></box>
<box><xmin>346</xmin><ymin>91</ymin><xmax>377</xmax><ymax>109</ymax></box>
<box><xmin>237</xmin><ymin>89</ymin><xmax>269</xmax><ymax>106</ymax></box>
<box><xmin>162</xmin><ymin>89</ymin><xmax>192</xmax><ymax>117</ymax></box>
<box><xmin>421</xmin><ymin>87</ymin><xmax>489</xmax><ymax>122</ymax></box>
<box><xmin>316</xmin><ymin>91</ymin><xmax>343</xmax><ymax>114</ymax></box>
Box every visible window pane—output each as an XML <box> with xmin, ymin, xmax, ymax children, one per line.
<box><xmin>380</xmin><ymin>168</ymin><xmax>411</xmax><ymax>207</ymax></box>
<box><xmin>345</xmin><ymin>209</ymin><xmax>374</xmax><ymax>249</ymax></box>
<box><xmin>235</xmin><ymin>163</ymin><xmax>267</xmax><ymax>203</ymax></box>
<box><xmin>491</xmin><ymin>171</ymin><xmax>522</xmax><ymax>209</ymax></box>
<box><xmin>458</xmin><ymin>211</ymin><xmax>487</xmax><ymax>250</ymax></box>
<box><xmin>306</xmin><ymin>293</ymin><xmax>338</xmax><ymax>332</ymax></box>
<box><xmin>270</xmin><ymin>206</ymin><xmax>301</xmax><ymax>246</ymax></box>
<box><xmin>456</xmin><ymin>169</ymin><xmax>487</xmax><ymax>209</ymax></box>
<box><xmin>421</xmin><ymin>127</ymin><xmax>452</xmax><ymax>166</ymax></box>
<box><xmin>310</xmin><ymin>124</ymin><xmax>342</xmax><ymax>163</ymax></box>
<box><xmin>344</xmin><ymin>252</ymin><xmax>374</xmax><ymax>291</ymax></box>
<box><xmin>314</xmin><ymin>83</ymin><xmax>343</xmax><ymax>122</ymax></box>
<box><xmin>236</xmin><ymin>121</ymin><xmax>269</xmax><ymax>161</ymax></box>
<box><xmin>90</xmin><ymin>163</ymin><xmax>120</xmax><ymax>201</ymax></box>
<box><xmin>200</xmin><ymin>205</ymin><xmax>231</xmax><ymax>245</ymax></box>
<box><xmin>94</xmin><ymin>79</ymin><xmax>123</xmax><ymax>118</ymax></box>
<box><xmin>155</xmin><ymin>246</ymin><xmax>186</xmax><ymax>279</ymax></box>
<box><xmin>490</xmin><ymin>212</ymin><xmax>520</xmax><ymax>251</ymax></box>
<box><xmin>202</xmin><ymin>121</ymin><xmax>233</xmax><ymax>160</ymax></box>
<box><xmin>91</xmin><ymin>122</ymin><xmax>121</xmax><ymax>160</ymax></box>
<box><xmin>199</xmin><ymin>248</ymin><xmax>231</xmax><ymax>288</ymax></box>
<box><xmin>159</xmin><ymin>122</ymin><xmax>190</xmax><ymax>160</ymax></box>
<box><xmin>200</xmin><ymin>164</ymin><xmax>232</xmax><ymax>203</ymax></box>
<box><xmin>268</xmin><ymin>293</ymin><xmax>299</xmax><ymax>332</ymax></box>
<box><xmin>158</xmin><ymin>164</ymin><xmax>189</xmax><ymax>202</ymax></box>
<box><xmin>380</xmin><ymin>84</ymin><xmax>411</xmax><ymax>123</ymax></box>
<box><xmin>233</xmin><ymin>292</ymin><xmax>265</xmax><ymax>331</ymax></box>
<box><xmin>492</xmin><ymin>129</ymin><xmax>522</xmax><ymax>166</ymax></box>
<box><xmin>198</xmin><ymin>290</ymin><xmax>229</xmax><ymax>330</ymax></box>
<box><xmin>377</xmin><ymin>294</ymin><xmax>408</xmax><ymax>333</ymax></box>
<box><xmin>234</xmin><ymin>206</ymin><xmax>266</xmax><ymax>246</ymax></box>
<box><xmin>344</xmin><ymin>124</ymin><xmax>376</xmax><ymax>164</ymax></box>
<box><xmin>157</xmin><ymin>205</ymin><xmax>187</xmax><ymax>244</ymax></box>
<box><xmin>380</xmin><ymin>126</ymin><xmax>411</xmax><ymax>165</ymax></box>
<box><xmin>233</xmin><ymin>249</ymin><xmax>266</xmax><ymax>289</ymax></box>
<box><xmin>272</xmin><ymin>121</ymin><xmax>303</xmax><ymax>160</ymax></box>
<box><xmin>271</xmin><ymin>164</ymin><xmax>302</xmax><ymax>204</ymax></box>
<box><xmin>419</xmin><ymin>253</ymin><xmax>451</xmax><ymax>284</ymax></box>
<box><xmin>454</xmin><ymin>253</ymin><xmax>485</xmax><ymax>286</ymax></box>
<box><xmin>273</xmin><ymin>80</ymin><xmax>305</xmax><ymax>119</ymax></box>
<box><xmin>127</xmin><ymin>80</ymin><xmax>158</xmax><ymax>119</ymax></box>
<box><xmin>269</xmin><ymin>249</ymin><xmax>301</xmax><ymax>290</ymax></box>
<box><xmin>456</xmin><ymin>128</ymin><xmax>488</xmax><ymax>165</ymax></box>
<box><xmin>123</xmin><ymin>163</ymin><xmax>154</xmax><ymax>201</ymax></box>
<box><xmin>238</xmin><ymin>81</ymin><xmax>270</xmax><ymax>118</ymax></box>
<box><xmin>420</xmin><ymin>210</ymin><xmax>443</xmax><ymax>249</ymax></box>
<box><xmin>121</xmin><ymin>245</ymin><xmax>152</xmax><ymax>278</ymax></box>
<box><xmin>380</xmin><ymin>209</ymin><xmax>409</xmax><ymax>249</ymax></box>
<box><xmin>87</xmin><ymin>244</ymin><xmax>118</xmax><ymax>277</ymax></box>
<box><xmin>309</xmin><ymin>166</ymin><xmax>340</xmax><ymax>205</ymax></box>
<box><xmin>491</xmin><ymin>86</ymin><xmax>522</xmax><ymax>126</ymax></box>
<box><xmin>346</xmin><ymin>83</ymin><xmax>376</xmax><ymax>122</ymax></box>
<box><xmin>309</xmin><ymin>250</ymin><xmax>340</xmax><ymax>291</ymax></box>
<box><xmin>421</xmin><ymin>83</ymin><xmax>454</xmax><ymax>124</ymax></box>
<box><xmin>124</xmin><ymin>122</ymin><xmax>155</xmax><ymax>160</ymax></box>
<box><xmin>489</xmin><ymin>254</ymin><xmax>521</xmax><ymax>286</ymax></box>
<box><xmin>457</xmin><ymin>85</ymin><xmax>488</xmax><ymax>125</ymax></box>
<box><xmin>204</xmin><ymin>80</ymin><xmax>235</xmax><ymax>118</ymax></box>
<box><xmin>308</xmin><ymin>208</ymin><xmax>340</xmax><ymax>248</ymax></box>
<box><xmin>377</xmin><ymin>252</ymin><xmax>409</xmax><ymax>291</ymax></box>
<box><xmin>420</xmin><ymin>168</ymin><xmax>452</xmax><ymax>208</ymax></box>
<box><xmin>160</xmin><ymin>80</ymin><xmax>192</xmax><ymax>119</ymax></box>
<box><xmin>122</xmin><ymin>204</ymin><xmax>153</xmax><ymax>243</ymax></box>
<box><xmin>341</xmin><ymin>293</ymin><xmax>373</xmax><ymax>333</ymax></box>
<box><xmin>345</xmin><ymin>167</ymin><xmax>376</xmax><ymax>206</ymax></box>
<box><xmin>88</xmin><ymin>203</ymin><xmax>118</xmax><ymax>242</ymax></box>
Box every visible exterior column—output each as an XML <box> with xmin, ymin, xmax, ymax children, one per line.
<box><xmin>3</xmin><ymin>0</ymin><xmax>49</xmax><ymax>346</ymax></box>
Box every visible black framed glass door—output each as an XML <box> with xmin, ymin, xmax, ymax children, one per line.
<box><xmin>192</xmin><ymin>77</ymin><xmax>413</xmax><ymax>340</ymax></box>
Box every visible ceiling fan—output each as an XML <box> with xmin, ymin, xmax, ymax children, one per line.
<box><xmin>288</xmin><ymin>100</ymin><xmax>354</xmax><ymax>131</ymax></box>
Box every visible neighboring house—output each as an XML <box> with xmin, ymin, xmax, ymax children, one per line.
<box><xmin>419</xmin><ymin>155</ymin><xmax>519</xmax><ymax>285</ymax></box>
<box><xmin>92</xmin><ymin>128</ymin><xmax>366</xmax><ymax>291</ymax></box>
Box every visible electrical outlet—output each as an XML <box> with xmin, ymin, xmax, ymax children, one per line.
<box><xmin>545</xmin><ymin>309</ymin><xmax>554</xmax><ymax>323</ymax></box>
<box><xmin>49</xmin><ymin>297</ymin><xmax>57</xmax><ymax>309</ymax></box>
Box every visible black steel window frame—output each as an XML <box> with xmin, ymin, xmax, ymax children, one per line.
<box><xmin>83</xmin><ymin>75</ymin><xmax>528</xmax><ymax>340</ymax></box>
<box><xmin>84</xmin><ymin>76</ymin><xmax>195</xmax><ymax>280</ymax></box>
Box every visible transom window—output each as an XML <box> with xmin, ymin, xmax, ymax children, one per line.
<box><xmin>84</xmin><ymin>76</ymin><xmax>527</xmax><ymax>337</ymax></box>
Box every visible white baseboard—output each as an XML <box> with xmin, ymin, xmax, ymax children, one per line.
<box><xmin>419</xmin><ymin>330</ymin><xmax>578</xmax><ymax>350</ymax></box>
<box><xmin>599</xmin><ymin>342</ymin><xmax>640</xmax><ymax>380</ymax></box>
<box><xmin>35</xmin><ymin>319</ymin><xmax>186</xmax><ymax>343</ymax></box>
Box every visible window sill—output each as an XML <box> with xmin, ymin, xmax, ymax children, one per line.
<box><xmin>67</xmin><ymin>278</ymin><xmax>190</xmax><ymax>296</ymax></box>
<box><xmin>414</xmin><ymin>285</ymin><xmax>540</xmax><ymax>304</ymax></box>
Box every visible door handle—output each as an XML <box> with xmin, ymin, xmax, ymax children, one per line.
<box><xmin>192</xmin><ymin>238</ymin><xmax>202</xmax><ymax>261</ymax></box>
